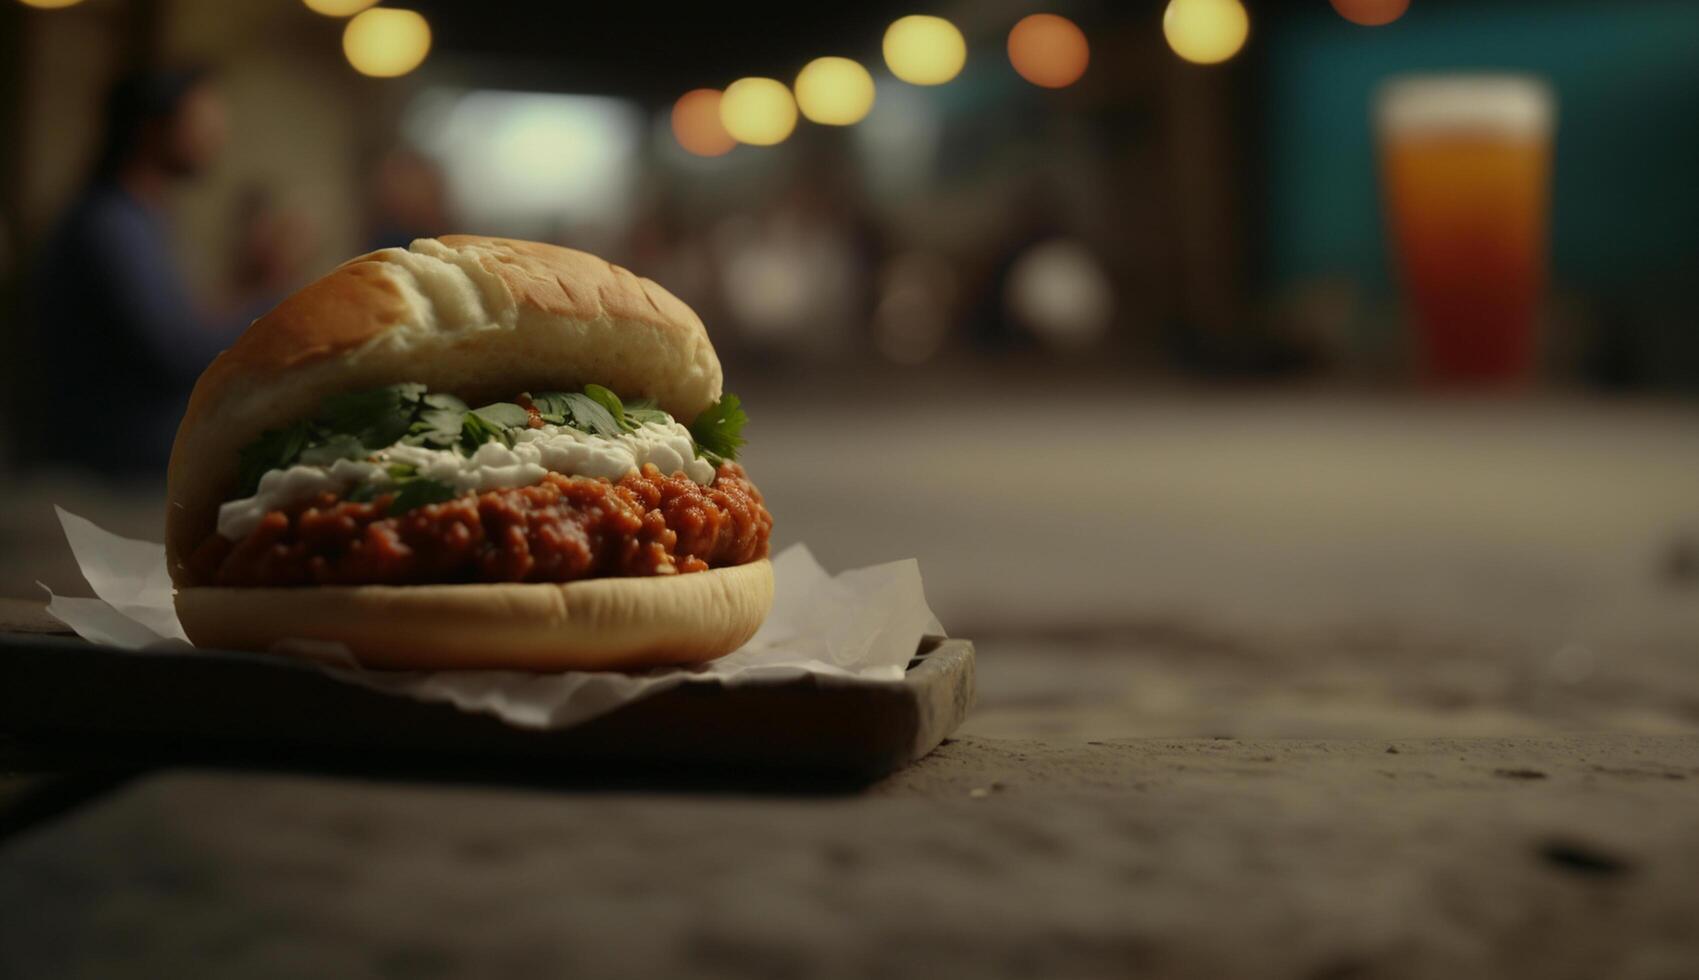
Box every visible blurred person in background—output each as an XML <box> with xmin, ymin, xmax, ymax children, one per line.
<box><xmin>231</xmin><ymin>184</ymin><xmax>316</xmax><ymax>300</ymax></box>
<box><xmin>24</xmin><ymin>67</ymin><xmax>309</xmax><ymax>476</ymax></box>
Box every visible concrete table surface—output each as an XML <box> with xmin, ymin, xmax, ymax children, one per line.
<box><xmin>3</xmin><ymin>389</ymin><xmax>1697</xmax><ymax>977</ymax></box>
<box><xmin>2</xmin><ymin>736</ymin><xmax>1696</xmax><ymax>979</ymax></box>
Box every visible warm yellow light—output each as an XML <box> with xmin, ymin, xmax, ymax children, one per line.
<box><xmin>1163</xmin><ymin>0</ymin><xmax>1249</xmax><ymax>65</ymax></box>
<box><xmin>17</xmin><ymin>0</ymin><xmax>86</xmax><ymax>8</ymax></box>
<box><xmin>672</xmin><ymin>89</ymin><xmax>737</xmax><ymax>157</ymax></box>
<box><xmin>342</xmin><ymin>8</ymin><xmax>432</xmax><ymax>78</ymax></box>
<box><xmin>794</xmin><ymin>57</ymin><xmax>876</xmax><ymax>126</ymax></box>
<box><xmin>303</xmin><ymin>0</ymin><xmax>377</xmax><ymax>16</ymax></box>
<box><xmin>1007</xmin><ymin>14</ymin><xmax>1090</xmax><ymax>89</ymax></box>
<box><xmin>882</xmin><ymin>15</ymin><xmax>967</xmax><ymax>86</ymax></box>
<box><xmin>1329</xmin><ymin>0</ymin><xmax>1410</xmax><ymax>27</ymax></box>
<box><xmin>719</xmin><ymin>77</ymin><xmax>797</xmax><ymax>146</ymax></box>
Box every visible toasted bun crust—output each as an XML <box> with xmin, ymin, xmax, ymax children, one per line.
<box><xmin>174</xmin><ymin>560</ymin><xmax>773</xmax><ymax>671</ymax></box>
<box><xmin>165</xmin><ymin>236</ymin><xmax>721</xmax><ymax>583</ymax></box>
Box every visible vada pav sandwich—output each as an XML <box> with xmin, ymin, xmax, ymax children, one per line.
<box><xmin>166</xmin><ymin>236</ymin><xmax>774</xmax><ymax>670</ymax></box>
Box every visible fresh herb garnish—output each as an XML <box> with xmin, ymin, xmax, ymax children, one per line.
<box><xmin>583</xmin><ymin>384</ymin><xmax>629</xmax><ymax>429</ymax></box>
<box><xmin>404</xmin><ymin>392</ymin><xmax>470</xmax><ymax>449</ymax></box>
<box><xmin>344</xmin><ymin>464</ymin><xmax>429</xmax><ymax>507</ymax></box>
<box><xmin>460</xmin><ymin>410</ymin><xmax>516</xmax><ymax>453</ymax></box>
<box><xmin>470</xmin><ymin>402</ymin><xmax>531</xmax><ymax>429</ymax></box>
<box><xmin>386</xmin><ymin>477</ymin><xmax>457</xmax><ymax>515</ymax></box>
<box><xmin>542</xmin><ymin>391</ymin><xmax>622</xmax><ymax>437</ymax></box>
<box><xmin>626</xmin><ymin>409</ymin><xmax>670</xmax><ymax>427</ymax></box>
<box><xmin>527</xmin><ymin>391</ymin><xmax>570</xmax><ymax>425</ymax></box>
<box><xmin>318</xmin><ymin>383</ymin><xmax>424</xmax><ymax>450</ymax></box>
<box><xmin>296</xmin><ymin>433</ymin><xmax>368</xmax><ymax>467</ymax></box>
<box><xmin>529</xmin><ymin>390</ymin><xmax>624</xmax><ymax>436</ymax></box>
<box><xmin>233</xmin><ymin>383</ymin><xmax>751</xmax><ymax>499</ymax></box>
<box><xmin>621</xmin><ymin>396</ymin><xmax>670</xmax><ymax>428</ymax></box>
<box><xmin>689</xmin><ymin>394</ymin><xmax>748</xmax><ymax>464</ymax></box>
<box><xmin>236</xmin><ymin>419</ymin><xmax>310</xmax><ymax>496</ymax></box>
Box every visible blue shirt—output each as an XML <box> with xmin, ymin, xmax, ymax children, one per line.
<box><xmin>33</xmin><ymin>182</ymin><xmax>265</xmax><ymax>473</ymax></box>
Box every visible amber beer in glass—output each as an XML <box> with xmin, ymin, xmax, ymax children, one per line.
<box><xmin>1377</xmin><ymin>75</ymin><xmax>1555</xmax><ymax>384</ymax></box>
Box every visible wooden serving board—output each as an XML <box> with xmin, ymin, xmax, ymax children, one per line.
<box><xmin>0</xmin><ymin>632</ymin><xmax>974</xmax><ymax>785</ymax></box>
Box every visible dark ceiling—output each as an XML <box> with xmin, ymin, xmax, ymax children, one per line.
<box><xmin>406</xmin><ymin>0</ymin><xmax>917</xmax><ymax>104</ymax></box>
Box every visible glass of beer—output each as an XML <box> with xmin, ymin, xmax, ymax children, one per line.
<box><xmin>1376</xmin><ymin>74</ymin><xmax>1555</xmax><ymax>386</ymax></box>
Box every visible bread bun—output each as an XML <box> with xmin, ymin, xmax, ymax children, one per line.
<box><xmin>165</xmin><ymin>237</ymin><xmax>770</xmax><ymax>672</ymax></box>
<box><xmin>175</xmin><ymin>560</ymin><xmax>773</xmax><ymax>671</ymax></box>
<box><xmin>166</xmin><ymin>235</ymin><xmax>721</xmax><ymax>581</ymax></box>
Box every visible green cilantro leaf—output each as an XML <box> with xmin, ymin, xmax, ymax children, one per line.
<box><xmin>316</xmin><ymin>383</ymin><xmax>423</xmax><ymax>449</ymax></box>
<box><xmin>386</xmin><ymin>478</ymin><xmax>457</xmax><ymax>515</ymax></box>
<box><xmin>620</xmin><ymin>395</ymin><xmax>670</xmax><ymax>427</ymax></box>
<box><xmin>689</xmin><ymin>393</ymin><xmax>747</xmax><ymax>464</ymax></box>
<box><xmin>460</xmin><ymin>411</ymin><xmax>515</xmax><ymax>453</ymax></box>
<box><xmin>296</xmin><ymin>433</ymin><xmax>368</xmax><ymax>467</ymax></box>
<box><xmin>527</xmin><ymin>392</ymin><xmax>571</xmax><ymax>425</ymax></box>
<box><xmin>236</xmin><ymin>419</ymin><xmax>310</xmax><ymax>496</ymax></box>
<box><xmin>421</xmin><ymin>392</ymin><xmax>468</xmax><ymax>413</ymax></box>
<box><xmin>560</xmin><ymin>392</ymin><xmax>621</xmax><ymax>437</ymax></box>
<box><xmin>456</xmin><ymin>403</ymin><xmax>531</xmax><ymax>455</ymax></box>
<box><xmin>470</xmin><ymin>402</ymin><xmax>531</xmax><ymax>428</ymax></box>
<box><xmin>407</xmin><ymin>393</ymin><xmax>469</xmax><ymax>446</ymax></box>
<box><xmin>583</xmin><ymin>384</ymin><xmax>633</xmax><ymax>431</ymax></box>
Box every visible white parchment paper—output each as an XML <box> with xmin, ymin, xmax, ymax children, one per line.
<box><xmin>41</xmin><ymin>507</ymin><xmax>943</xmax><ymax>730</ymax></box>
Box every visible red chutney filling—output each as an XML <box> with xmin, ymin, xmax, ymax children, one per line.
<box><xmin>188</xmin><ymin>463</ymin><xmax>771</xmax><ymax>587</ymax></box>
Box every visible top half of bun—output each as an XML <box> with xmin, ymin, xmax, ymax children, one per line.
<box><xmin>165</xmin><ymin>236</ymin><xmax>722</xmax><ymax>581</ymax></box>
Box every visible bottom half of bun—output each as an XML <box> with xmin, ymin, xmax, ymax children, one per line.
<box><xmin>175</xmin><ymin>560</ymin><xmax>773</xmax><ymax>671</ymax></box>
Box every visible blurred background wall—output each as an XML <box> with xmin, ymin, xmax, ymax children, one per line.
<box><xmin>4</xmin><ymin>0</ymin><xmax>1698</xmax><ymax>417</ymax></box>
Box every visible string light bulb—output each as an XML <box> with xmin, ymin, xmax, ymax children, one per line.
<box><xmin>303</xmin><ymin>0</ymin><xmax>377</xmax><ymax>16</ymax></box>
<box><xmin>720</xmin><ymin>77</ymin><xmax>797</xmax><ymax>146</ymax></box>
<box><xmin>1329</xmin><ymin>0</ymin><xmax>1410</xmax><ymax>27</ymax></box>
<box><xmin>882</xmin><ymin>15</ymin><xmax>967</xmax><ymax>86</ymax></box>
<box><xmin>794</xmin><ymin>57</ymin><xmax>876</xmax><ymax>126</ymax></box>
<box><xmin>671</xmin><ymin>89</ymin><xmax>737</xmax><ymax>157</ymax></box>
<box><xmin>342</xmin><ymin>8</ymin><xmax>432</xmax><ymax>78</ymax></box>
<box><xmin>1007</xmin><ymin>13</ymin><xmax>1090</xmax><ymax>89</ymax></box>
<box><xmin>1162</xmin><ymin>0</ymin><xmax>1250</xmax><ymax>66</ymax></box>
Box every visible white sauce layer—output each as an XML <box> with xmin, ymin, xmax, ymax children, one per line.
<box><xmin>217</xmin><ymin>420</ymin><xmax>713</xmax><ymax>541</ymax></box>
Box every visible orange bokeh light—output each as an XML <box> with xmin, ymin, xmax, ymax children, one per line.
<box><xmin>671</xmin><ymin>89</ymin><xmax>736</xmax><ymax>158</ymax></box>
<box><xmin>1329</xmin><ymin>0</ymin><xmax>1410</xmax><ymax>27</ymax></box>
<box><xmin>1007</xmin><ymin>13</ymin><xmax>1090</xmax><ymax>89</ymax></box>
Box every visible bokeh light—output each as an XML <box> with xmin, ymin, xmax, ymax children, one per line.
<box><xmin>404</xmin><ymin>89</ymin><xmax>642</xmax><ymax>233</ymax></box>
<box><xmin>1007</xmin><ymin>13</ymin><xmax>1090</xmax><ymax>89</ymax></box>
<box><xmin>343</xmin><ymin>8</ymin><xmax>432</xmax><ymax>78</ymax></box>
<box><xmin>16</xmin><ymin>0</ymin><xmax>85</xmax><ymax>8</ymax></box>
<box><xmin>671</xmin><ymin>89</ymin><xmax>736</xmax><ymax>157</ymax></box>
<box><xmin>1006</xmin><ymin>239</ymin><xmax>1114</xmax><ymax>351</ymax></box>
<box><xmin>1329</xmin><ymin>0</ymin><xmax>1410</xmax><ymax>27</ymax></box>
<box><xmin>720</xmin><ymin>77</ymin><xmax>797</xmax><ymax>146</ymax></box>
<box><xmin>1163</xmin><ymin>0</ymin><xmax>1250</xmax><ymax>66</ymax></box>
<box><xmin>302</xmin><ymin>0</ymin><xmax>378</xmax><ymax>16</ymax></box>
<box><xmin>882</xmin><ymin>15</ymin><xmax>967</xmax><ymax>86</ymax></box>
<box><xmin>794</xmin><ymin>57</ymin><xmax>876</xmax><ymax>126</ymax></box>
